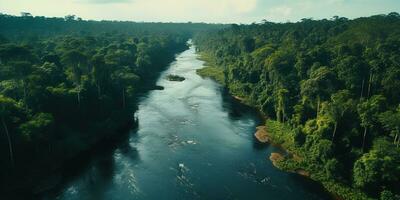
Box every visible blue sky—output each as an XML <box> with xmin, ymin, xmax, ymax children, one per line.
<box><xmin>0</xmin><ymin>0</ymin><xmax>399</xmax><ymax>23</ymax></box>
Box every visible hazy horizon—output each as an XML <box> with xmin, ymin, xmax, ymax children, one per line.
<box><xmin>0</xmin><ymin>0</ymin><xmax>399</xmax><ymax>24</ymax></box>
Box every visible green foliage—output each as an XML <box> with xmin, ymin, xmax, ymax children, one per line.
<box><xmin>380</xmin><ymin>190</ymin><xmax>400</xmax><ymax>200</ymax></box>
<box><xmin>194</xmin><ymin>13</ymin><xmax>400</xmax><ymax>199</ymax></box>
<box><xmin>0</xmin><ymin>14</ymin><xmax>217</xmax><ymax>191</ymax></box>
<box><xmin>19</xmin><ymin>113</ymin><xmax>54</xmax><ymax>142</ymax></box>
<box><xmin>353</xmin><ymin>139</ymin><xmax>400</xmax><ymax>190</ymax></box>
<box><xmin>357</xmin><ymin>95</ymin><xmax>386</xmax><ymax>130</ymax></box>
<box><xmin>379</xmin><ymin>106</ymin><xmax>400</xmax><ymax>146</ymax></box>
<box><xmin>196</xmin><ymin>66</ymin><xmax>225</xmax><ymax>84</ymax></box>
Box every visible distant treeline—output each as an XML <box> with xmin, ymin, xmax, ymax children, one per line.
<box><xmin>0</xmin><ymin>13</ymin><xmax>225</xmax><ymax>41</ymax></box>
<box><xmin>194</xmin><ymin>13</ymin><xmax>400</xmax><ymax>200</ymax></box>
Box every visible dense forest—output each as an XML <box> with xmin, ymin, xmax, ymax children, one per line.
<box><xmin>0</xmin><ymin>13</ymin><xmax>222</xmax><ymax>195</ymax></box>
<box><xmin>194</xmin><ymin>13</ymin><xmax>400</xmax><ymax>200</ymax></box>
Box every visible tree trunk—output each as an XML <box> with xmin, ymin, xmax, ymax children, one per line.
<box><xmin>367</xmin><ymin>72</ymin><xmax>373</xmax><ymax>98</ymax></box>
<box><xmin>394</xmin><ymin>133</ymin><xmax>398</xmax><ymax>145</ymax></box>
<box><xmin>77</xmin><ymin>90</ymin><xmax>81</xmax><ymax>107</ymax></box>
<box><xmin>360</xmin><ymin>78</ymin><xmax>365</xmax><ymax>99</ymax></box>
<box><xmin>316</xmin><ymin>96</ymin><xmax>320</xmax><ymax>118</ymax></box>
<box><xmin>122</xmin><ymin>87</ymin><xmax>126</xmax><ymax>109</ymax></box>
<box><xmin>362</xmin><ymin>127</ymin><xmax>368</xmax><ymax>152</ymax></box>
<box><xmin>97</xmin><ymin>83</ymin><xmax>101</xmax><ymax>99</ymax></box>
<box><xmin>397</xmin><ymin>135</ymin><xmax>399</xmax><ymax>148</ymax></box>
<box><xmin>276</xmin><ymin>111</ymin><xmax>281</xmax><ymax>123</ymax></box>
<box><xmin>22</xmin><ymin>80</ymin><xmax>28</xmax><ymax>110</ymax></box>
<box><xmin>332</xmin><ymin>122</ymin><xmax>338</xmax><ymax>142</ymax></box>
<box><xmin>2</xmin><ymin>116</ymin><xmax>14</xmax><ymax>166</ymax></box>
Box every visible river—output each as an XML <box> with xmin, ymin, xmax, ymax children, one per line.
<box><xmin>41</xmin><ymin>43</ymin><xmax>330</xmax><ymax>200</ymax></box>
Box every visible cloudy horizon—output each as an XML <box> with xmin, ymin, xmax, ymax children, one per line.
<box><xmin>0</xmin><ymin>0</ymin><xmax>399</xmax><ymax>23</ymax></box>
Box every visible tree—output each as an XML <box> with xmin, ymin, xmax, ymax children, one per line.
<box><xmin>366</xmin><ymin>59</ymin><xmax>383</xmax><ymax>98</ymax></box>
<box><xmin>353</xmin><ymin>139</ymin><xmax>400</xmax><ymax>189</ymax></box>
<box><xmin>382</xmin><ymin>67</ymin><xmax>400</xmax><ymax>103</ymax></box>
<box><xmin>19</xmin><ymin>113</ymin><xmax>54</xmax><ymax>152</ymax></box>
<box><xmin>0</xmin><ymin>95</ymin><xmax>21</xmax><ymax>166</ymax></box>
<box><xmin>241</xmin><ymin>37</ymin><xmax>255</xmax><ymax>53</ymax></box>
<box><xmin>379</xmin><ymin>106</ymin><xmax>400</xmax><ymax>147</ymax></box>
<box><xmin>357</xmin><ymin>95</ymin><xmax>386</xmax><ymax>151</ymax></box>
<box><xmin>61</xmin><ymin>50</ymin><xmax>87</xmax><ymax>106</ymax></box>
<box><xmin>335</xmin><ymin>56</ymin><xmax>368</xmax><ymax>98</ymax></box>
<box><xmin>20</xmin><ymin>12</ymin><xmax>32</xmax><ymax>17</ymax></box>
<box><xmin>266</xmin><ymin>49</ymin><xmax>295</xmax><ymax>87</ymax></box>
<box><xmin>276</xmin><ymin>88</ymin><xmax>288</xmax><ymax>123</ymax></box>
<box><xmin>0</xmin><ymin>45</ymin><xmax>35</xmax><ymax>64</ymax></box>
<box><xmin>327</xmin><ymin>90</ymin><xmax>354</xmax><ymax>141</ymax></box>
<box><xmin>135</xmin><ymin>52</ymin><xmax>151</xmax><ymax>76</ymax></box>
<box><xmin>12</xmin><ymin>61</ymin><xmax>32</xmax><ymax>107</ymax></box>
<box><xmin>380</xmin><ymin>190</ymin><xmax>400</xmax><ymax>200</ymax></box>
<box><xmin>112</xmin><ymin>68</ymin><xmax>139</xmax><ymax>108</ymax></box>
<box><xmin>38</xmin><ymin>62</ymin><xmax>63</xmax><ymax>85</ymax></box>
<box><xmin>64</xmin><ymin>15</ymin><xmax>76</xmax><ymax>21</ymax></box>
<box><xmin>325</xmin><ymin>158</ymin><xmax>340</xmax><ymax>179</ymax></box>
<box><xmin>301</xmin><ymin>66</ymin><xmax>338</xmax><ymax>116</ymax></box>
<box><xmin>91</xmin><ymin>54</ymin><xmax>109</xmax><ymax>98</ymax></box>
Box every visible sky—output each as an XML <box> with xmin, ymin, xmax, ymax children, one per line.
<box><xmin>0</xmin><ymin>0</ymin><xmax>399</xmax><ymax>23</ymax></box>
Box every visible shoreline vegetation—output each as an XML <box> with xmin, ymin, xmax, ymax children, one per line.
<box><xmin>193</xmin><ymin>13</ymin><xmax>400</xmax><ymax>199</ymax></box>
<box><xmin>197</xmin><ymin>52</ymin><xmax>369</xmax><ymax>200</ymax></box>
<box><xmin>0</xmin><ymin>13</ymin><xmax>225</xmax><ymax>198</ymax></box>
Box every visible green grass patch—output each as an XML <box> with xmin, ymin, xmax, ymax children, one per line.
<box><xmin>196</xmin><ymin>66</ymin><xmax>225</xmax><ymax>84</ymax></box>
<box><xmin>196</xmin><ymin>52</ymin><xmax>225</xmax><ymax>84</ymax></box>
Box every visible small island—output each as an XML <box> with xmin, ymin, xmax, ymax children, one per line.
<box><xmin>152</xmin><ymin>85</ymin><xmax>165</xmax><ymax>90</ymax></box>
<box><xmin>166</xmin><ymin>74</ymin><xmax>185</xmax><ymax>82</ymax></box>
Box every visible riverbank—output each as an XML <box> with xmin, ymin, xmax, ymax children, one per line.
<box><xmin>1</xmin><ymin>44</ymin><xmax>190</xmax><ymax>200</ymax></box>
<box><xmin>263</xmin><ymin>120</ymin><xmax>370</xmax><ymax>200</ymax></box>
<box><xmin>254</xmin><ymin>126</ymin><xmax>270</xmax><ymax>143</ymax></box>
<box><xmin>254</xmin><ymin>125</ymin><xmax>310</xmax><ymax>178</ymax></box>
<box><xmin>194</xmin><ymin>52</ymin><xmax>371</xmax><ymax>200</ymax></box>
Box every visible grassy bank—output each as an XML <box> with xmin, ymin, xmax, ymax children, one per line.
<box><xmin>196</xmin><ymin>52</ymin><xmax>225</xmax><ymax>84</ymax></box>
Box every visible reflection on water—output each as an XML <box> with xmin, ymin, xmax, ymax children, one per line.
<box><xmin>41</xmin><ymin>44</ymin><xmax>331</xmax><ymax>200</ymax></box>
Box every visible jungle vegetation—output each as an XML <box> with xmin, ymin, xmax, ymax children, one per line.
<box><xmin>194</xmin><ymin>13</ymin><xmax>400</xmax><ymax>200</ymax></box>
<box><xmin>0</xmin><ymin>13</ymin><xmax>222</xmax><ymax>194</ymax></box>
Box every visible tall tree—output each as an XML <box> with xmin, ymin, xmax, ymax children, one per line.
<box><xmin>0</xmin><ymin>95</ymin><xmax>21</xmax><ymax>166</ymax></box>
<box><xmin>327</xmin><ymin>90</ymin><xmax>354</xmax><ymax>141</ymax></box>
<box><xmin>379</xmin><ymin>106</ymin><xmax>400</xmax><ymax>147</ymax></box>
<box><xmin>91</xmin><ymin>54</ymin><xmax>109</xmax><ymax>99</ymax></box>
<box><xmin>357</xmin><ymin>95</ymin><xmax>386</xmax><ymax>151</ymax></box>
<box><xmin>61</xmin><ymin>50</ymin><xmax>87</xmax><ymax>106</ymax></box>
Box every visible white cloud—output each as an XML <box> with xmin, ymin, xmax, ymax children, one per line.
<box><xmin>0</xmin><ymin>0</ymin><xmax>399</xmax><ymax>23</ymax></box>
<box><xmin>265</xmin><ymin>6</ymin><xmax>293</xmax><ymax>21</ymax></box>
<box><xmin>263</xmin><ymin>0</ymin><xmax>351</xmax><ymax>22</ymax></box>
<box><xmin>92</xmin><ymin>0</ymin><xmax>259</xmax><ymax>22</ymax></box>
<box><xmin>77</xmin><ymin>0</ymin><xmax>133</xmax><ymax>4</ymax></box>
<box><xmin>0</xmin><ymin>0</ymin><xmax>259</xmax><ymax>23</ymax></box>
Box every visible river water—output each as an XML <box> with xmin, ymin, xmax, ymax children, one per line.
<box><xmin>42</xmin><ymin>44</ymin><xmax>330</xmax><ymax>200</ymax></box>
